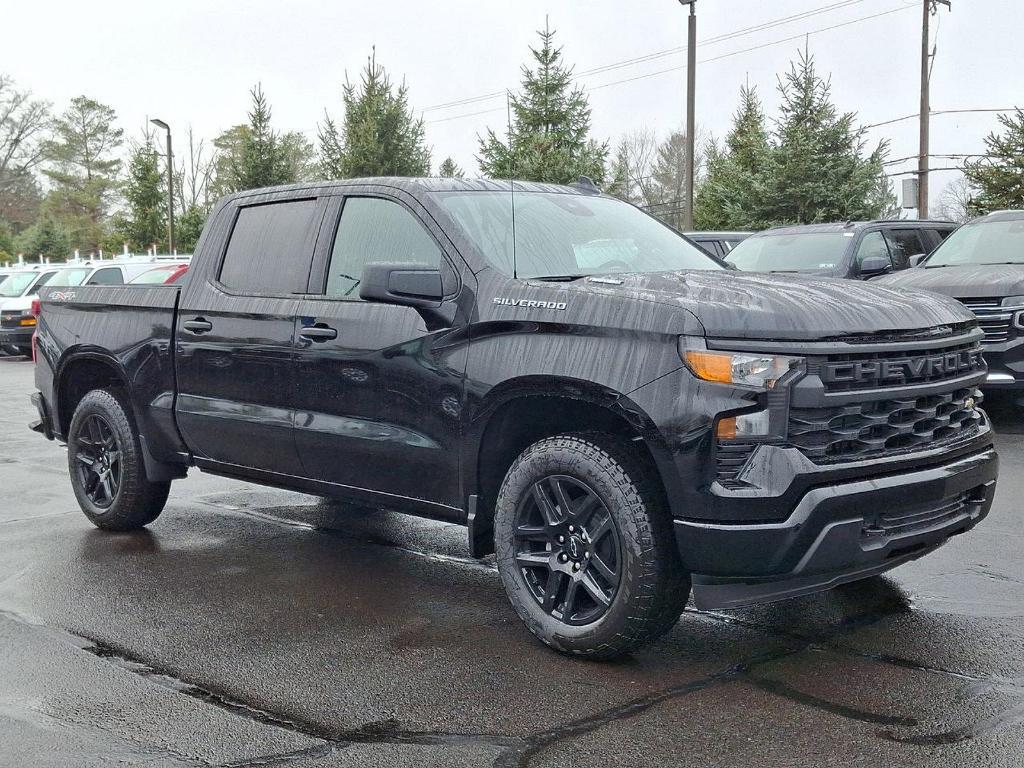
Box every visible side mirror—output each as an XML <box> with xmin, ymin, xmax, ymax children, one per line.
<box><xmin>908</xmin><ymin>254</ymin><xmax>925</xmax><ymax>267</ymax></box>
<box><xmin>359</xmin><ymin>262</ymin><xmax>444</xmax><ymax>308</ymax></box>
<box><xmin>859</xmin><ymin>256</ymin><xmax>892</xmax><ymax>278</ymax></box>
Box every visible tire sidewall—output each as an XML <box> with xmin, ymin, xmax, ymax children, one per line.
<box><xmin>494</xmin><ymin>437</ymin><xmax>652</xmax><ymax>653</ymax></box>
<box><xmin>67</xmin><ymin>390</ymin><xmax>139</xmax><ymax>523</ymax></box>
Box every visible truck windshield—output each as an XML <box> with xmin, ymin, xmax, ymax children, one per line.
<box><xmin>726</xmin><ymin>232</ymin><xmax>853</xmax><ymax>273</ymax></box>
<box><xmin>923</xmin><ymin>217</ymin><xmax>1024</xmax><ymax>267</ymax></box>
<box><xmin>0</xmin><ymin>271</ymin><xmax>39</xmax><ymax>297</ymax></box>
<box><xmin>436</xmin><ymin>191</ymin><xmax>721</xmax><ymax>278</ymax></box>
<box><xmin>46</xmin><ymin>268</ymin><xmax>92</xmax><ymax>287</ymax></box>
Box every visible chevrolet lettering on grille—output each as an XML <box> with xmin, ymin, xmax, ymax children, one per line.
<box><xmin>821</xmin><ymin>348</ymin><xmax>985</xmax><ymax>385</ymax></box>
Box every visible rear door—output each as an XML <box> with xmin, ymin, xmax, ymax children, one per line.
<box><xmin>292</xmin><ymin>189</ymin><xmax>470</xmax><ymax>512</ymax></box>
<box><xmin>175</xmin><ymin>195</ymin><xmax>326</xmax><ymax>474</ymax></box>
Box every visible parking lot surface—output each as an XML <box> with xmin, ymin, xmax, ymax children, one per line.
<box><xmin>1</xmin><ymin>355</ymin><xmax>1022</xmax><ymax>767</ymax></box>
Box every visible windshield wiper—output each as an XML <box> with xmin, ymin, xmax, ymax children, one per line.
<box><xmin>977</xmin><ymin>261</ymin><xmax>1024</xmax><ymax>265</ymax></box>
<box><xmin>532</xmin><ymin>274</ymin><xmax>588</xmax><ymax>282</ymax></box>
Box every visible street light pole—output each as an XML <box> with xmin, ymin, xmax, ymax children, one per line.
<box><xmin>680</xmin><ymin>0</ymin><xmax>697</xmax><ymax>231</ymax></box>
<box><xmin>150</xmin><ymin>118</ymin><xmax>175</xmax><ymax>254</ymax></box>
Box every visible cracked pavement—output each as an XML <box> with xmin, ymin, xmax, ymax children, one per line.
<box><xmin>0</xmin><ymin>357</ymin><xmax>1022</xmax><ymax>767</ymax></box>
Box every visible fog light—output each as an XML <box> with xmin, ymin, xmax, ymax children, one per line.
<box><xmin>716</xmin><ymin>409</ymin><xmax>771</xmax><ymax>439</ymax></box>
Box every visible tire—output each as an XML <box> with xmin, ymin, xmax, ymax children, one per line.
<box><xmin>67</xmin><ymin>389</ymin><xmax>170</xmax><ymax>531</ymax></box>
<box><xmin>494</xmin><ymin>432</ymin><xmax>690</xmax><ymax>660</ymax></box>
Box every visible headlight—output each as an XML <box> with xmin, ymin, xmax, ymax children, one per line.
<box><xmin>681</xmin><ymin>345</ymin><xmax>802</xmax><ymax>390</ymax></box>
<box><xmin>1002</xmin><ymin>296</ymin><xmax>1024</xmax><ymax>308</ymax></box>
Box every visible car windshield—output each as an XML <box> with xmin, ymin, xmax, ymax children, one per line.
<box><xmin>923</xmin><ymin>216</ymin><xmax>1024</xmax><ymax>267</ymax></box>
<box><xmin>726</xmin><ymin>232</ymin><xmax>853</xmax><ymax>272</ymax></box>
<box><xmin>46</xmin><ymin>267</ymin><xmax>92</xmax><ymax>287</ymax></box>
<box><xmin>0</xmin><ymin>271</ymin><xmax>39</xmax><ymax>297</ymax></box>
<box><xmin>436</xmin><ymin>190</ymin><xmax>721</xmax><ymax>278</ymax></box>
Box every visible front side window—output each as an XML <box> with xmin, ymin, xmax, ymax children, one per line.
<box><xmin>885</xmin><ymin>229</ymin><xmax>926</xmax><ymax>269</ymax></box>
<box><xmin>325</xmin><ymin>197</ymin><xmax>444</xmax><ymax>300</ymax></box>
<box><xmin>88</xmin><ymin>267</ymin><xmax>124</xmax><ymax>285</ymax></box>
<box><xmin>854</xmin><ymin>231</ymin><xmax>891</xmax><ymax>269</ymax></box>
<box><xmin>219</xmin><ymin>199</ymin><xmax>320</xmax><ymax>294</ymax></box>
<box><xmin>924</xmin><ymin>216</ymin><xmax>1024</xmax><ymax>267</ymax></box>
<box><xmin>437</xmin><ymin>191</ymin><xmax>720</xmax><ymax>279</ymax></box>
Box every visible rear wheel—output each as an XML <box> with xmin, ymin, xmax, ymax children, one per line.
<box><xmin>494</xmin><ymin>432</ymin><xmax>689</xmax><ymax>659</ymax></box>
<box><xmin>67</xmin><ymin>389</ymin><xmax>170</xmax><ymax>531</ymax></box>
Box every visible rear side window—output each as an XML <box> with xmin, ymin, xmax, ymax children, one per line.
<box><xmin>325</xmin><ymin>197</ymin><xmax>444</xmax><ymax>300</ymax></box>
<box><xmin>87</xmin><ymin>267</ymin><xmax>124</xmax><ymax>285</ymax></box>
<box><xmin>220</xmin><ymin>200</ymin><xmax>319</xmax><ymax>294</ymax></box>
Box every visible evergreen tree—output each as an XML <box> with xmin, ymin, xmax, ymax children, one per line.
<box><xmin>319</xmin><ymin>51</ymin><xmax>431</xmax><ymax>179</ymax></box>
<box><xmin>209</xmin><ymin>125</ymin><xmax>249</xmax><ymax>199</ymax></box>
<box><xmin>438</xmin><ymin>157</ymin><xmax>463</xmax><ymax>178</ymax></box>
<box><xmin>477</xmin><ymin>22</ymin><xmax>607</xmax><ymax>184</ymax></box>
<box><xmin>114</xmin><ymin>130</ymin><xmax>166</xmax><ymax>251</ymax></box>
<box><xmin>759</xmin><ymin>52</ymin><xmax>895</xmax><ymax>225</ymax></box>
<box><xmin>0</xmin><ymin>219</ymin><xmax>13</xmax><ymax>261</ymax></box>
<box><xmin>648</xmin><ymin>130</ymin><xmax>702</xmax><ymax>230</ymax></box>
<box><xmin>695</xmin><ymin>85</ymin><xmax>770</xmax><ymax>229</ymax></box>
<box><xmin>176</xmin><ymin>204</ymin><xmax>206</xmax><ymax>253</ymax></box>
<box><xmin>42</xmin><ymin>95</ymin><xmax>123</xmax><ymax>251</ymax></box>
<box><xmin>14</xmin><ymin>214</ymin><xmax>70</xmax><ymax>261</ymax></box>
<box><xmin>232</xmin><ymin>84</ymin><xmax>294</xmax><ymax>190</ymax></box>
<box><xmin>963</xmin><ymin>108</ymin><xmax>1024</xmax><ymax>214</ymax></box>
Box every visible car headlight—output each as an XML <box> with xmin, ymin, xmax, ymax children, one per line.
<box><xmin>680</xmin><ymin>344</ymin><xmax>802</xmax><ymax>390</ymax></box>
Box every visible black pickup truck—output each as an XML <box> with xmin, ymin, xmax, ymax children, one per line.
<box><xmin>31</xmin><ymin>178</ymin><xmax>998</xmax><ymax>659</ymax></box>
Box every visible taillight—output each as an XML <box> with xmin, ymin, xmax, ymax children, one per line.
<box><xmin>30</xmin><ymin>298</ymin><xmax>41</xmax><ymax>317</ymax></box>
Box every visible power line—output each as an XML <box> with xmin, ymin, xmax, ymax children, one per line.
<box><xmin>421</xmin><ymin>0</ymin><xmax>875</xmax><ymax>114</ymax></box>
<box><xmin>425</xmin><ymin>3</ymin><xmax>916</xmax><ymax>126</ymax></box>
<box><xmin>864</xmin><ymin>107</ymin><xmax>1015</xmax><ymax>130</ymax></box>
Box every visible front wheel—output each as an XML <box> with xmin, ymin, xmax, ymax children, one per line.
<box><xmin>494</xmin><ymin>433</ymin><xmax>690</xmax><ymax>660</ymax></box>
<box><xmin>67</xmin><ymin>389</ymin><xmax>170</xmax><ymax>531</ymax></box>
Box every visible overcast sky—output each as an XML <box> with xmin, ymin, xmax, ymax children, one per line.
<box><xmin>3</xmin><ymin>0</ymin><xmax>1021</xmax><ymax>205</ymax></box>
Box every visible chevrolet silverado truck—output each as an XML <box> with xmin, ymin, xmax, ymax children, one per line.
<box><xmin>30</xmin><ymin>178</ymin><xmax>998</xmax><ymax>659</ymax></box>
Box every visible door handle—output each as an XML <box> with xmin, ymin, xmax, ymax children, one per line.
<box><xmin>299</xmin><ymin>324</ymin><xmax>338</xmax><ymax>341</ymax></box>
<box><xmin>183</xmin><ymin>318</ymin><xmax>213</xmax><ymax>334</ymax></box>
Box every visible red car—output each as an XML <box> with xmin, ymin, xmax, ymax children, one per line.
<box><xmin>128</xmin><ymin>264</ymin><xmax>189</xmax><ymax>285</ymax></box>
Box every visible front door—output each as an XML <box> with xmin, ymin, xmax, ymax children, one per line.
<box><xmin>175</xmin><ymin>197</ymin><xmax>324</xmax><ymax>475</ymax></box>
<box><xmin>293</xmin><ymin>192</ymin><xmax>469</xmax><ymax>512</ymax></box>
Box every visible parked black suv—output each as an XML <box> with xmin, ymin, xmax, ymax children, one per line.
<box><xmin>725</xmin><ymin>220</ymin><xmax>956</xmax><ymax>279</ymax></box>
<box><xmin>683</xmin><ymin>230</ymin><xmax>751</xmax><ymax>258</ymax></box>
<box><xmin>877</xmin><ymin>210</ymin><xmax>1024</xmax><ymax>393</ymax></box>
<box><xmin>30</xmin><ymin>179</ymin><xmax>996</xmax><ymax>659</ymax></box>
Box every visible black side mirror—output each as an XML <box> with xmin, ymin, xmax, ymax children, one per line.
<box><xmin>859</xmin><ymin>256</ymin><xmax>892</xmax><ymax>278</ymax></box>
<box><xmin>908</xmin><ymin>254</ymin><xmax>925</xmax><ymax>267</ymax></box>
<box><xmin>359</xmin><ymin>262</ymin><xmax>444</xmax><ymax>308</ymax></box>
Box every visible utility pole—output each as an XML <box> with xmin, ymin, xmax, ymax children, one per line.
<box><xmin>918</xmin><ymin>0</ymin><xmax>951</xmax><ymax>219</ymax></box>
<box><xmin>150</xmin><ymin>118</ymin><xmax>175</xmax><ymax>254</ymax></box>
<box><xmin>681</xmin><ymin>0</ymin><xmax>697</xmax><ymax>230</ymax></box>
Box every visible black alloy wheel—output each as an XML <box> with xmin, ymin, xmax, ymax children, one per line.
<box><xmin>513</xmin><ymin>474</ymin><xmax>623</xmax><ymax>626</ymax></box>
<box><xmin>72</xmin><ymin>413</ymin><xmax>123</xmax><ymax>509</ymax></box>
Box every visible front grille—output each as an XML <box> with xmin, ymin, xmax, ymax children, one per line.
<box><xmin>813</xmin><ymin>339</ymin><xmax>985</xmax><ymax>393</ymax></box>
<box><xmin>0</xmin><ymin>310</ymin><xmax>23</xmax><ymax>329</ymax></box>
<box><xmin>961</xmin><ymin>298</ymin><xmax>1013</xmax><ymax>344</ymax></box>
<box><xmin>788</xmin><ymin>387</ymin><xmax>983</xmax><ymax>463</ymax></box>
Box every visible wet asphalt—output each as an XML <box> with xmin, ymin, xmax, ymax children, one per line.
<box><xmin>0</xmin><ymin>355</ymin><xmax>1022</xmax><ymax>767</ymax></box>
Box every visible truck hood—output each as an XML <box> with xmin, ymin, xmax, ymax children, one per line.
<box><xmin>560</xmin><ymin>270</ymin><xmax>974</xmax><ymax>340</ymax></box>
<box><xmin>875</xmin><ymin>264</ymin><xmax>1024</xmax><ymax>299</ymax></box>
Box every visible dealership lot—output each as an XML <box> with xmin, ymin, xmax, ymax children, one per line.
<box><xmin>1</xmin><ymin>356</ymin><xmax>1022</xmax><ymax>767</ymax></box>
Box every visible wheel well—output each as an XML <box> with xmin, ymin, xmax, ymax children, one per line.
<box><xmin>472</xmin><ymin>394</ymin><xmax>663</xmax><ymax>556</ymax></box>
<box><xmin>57</xmin><ymin>357</ymin><xmax>129</xmax><ymax>436</ymax></box>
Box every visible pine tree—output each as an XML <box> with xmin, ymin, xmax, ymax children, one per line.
<box><xmin>438</xmin><ymin>157</ymin><xmax>463</xmax><ymax>178</ymax></box>
<box><xmin>114</xmin><ymin>130</ymin><xmax>166</xmax><ymax>251</ymax></box>
<box><xmin>759</xmin><ymin>52</ymin><xmax>895</xmax><ymax>225</ymax></box>
<box><xmin>176</xmin><ymin>204</ymin><xmax>206</xmax><ymax>253</ymax></box>
<box><xmin>42</xmin><ymin>95</ymin><xmax>123</xmax><ymax>251</ymax></box>
<box><xmin>963</xmin><ymin>108</ymin><xmax>1024</xmax><ymax>214</ymax></box>
<box><xmin>477</xmin><ymin>22</ymin><xmax>607</xmax><ymax>184</ymax></box>
<box><xmin>14</xmin><ymin>214</ymin><xmax>70</xmax><ymax>261</ymax></box>
<box><xmin>695</xmin><ymin>85</ymin><xmax>770</xmax><ymax>230</ymax></box>
<box><xmin>233</xmin><ymin>84</ymin><xmax>295</xmax><ymax>190</ymax></box>
<box><xmin>318</xmin><ymin>51</ymin><xmax>431</xmax><ymax>179</ymax></box>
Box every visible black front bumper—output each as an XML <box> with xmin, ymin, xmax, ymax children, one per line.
<box><xmin>677</xmin><ymin>444</ymin><xmax>998</xmax><ymax>610</ymax></box>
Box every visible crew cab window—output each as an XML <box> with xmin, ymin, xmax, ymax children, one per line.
<box><xmin>87</xmin><ymin>267</ymin><xmax>124</xmax><ymax>285</ymax></box>
<box><xmin>219</xmin><ymin>199</ymin><xmax>319</xmax><ymax>294</ymax></box>
<box><xmin>325</xmin><ymin>197</ymin><xmax>443</xmax><ymax>300</ymax></box>
<box><xmin>854</xmin><ymin>231</ymin><xmax>891</xmax><ymax>269</ymax></box>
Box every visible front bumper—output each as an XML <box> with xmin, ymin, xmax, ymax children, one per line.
<box><xmin>978</xmin><ymin>339</ymin><xmax>1024</xmax><ymax>390</ymax></box>
<box><xmin>678</xmin><ymin>445</ymin><xmax>998</xmax><ymax>610</ymax></box>
<box><xmin>0</xmin><ymin>326</ymin><xmax>34</xmax><ymax>347</ymax></box>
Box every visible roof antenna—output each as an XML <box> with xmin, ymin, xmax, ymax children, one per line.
<box><xmin>507</xmin><ymin>89</ymin><xmax>518</xmax><ymax>279</ymax></box>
